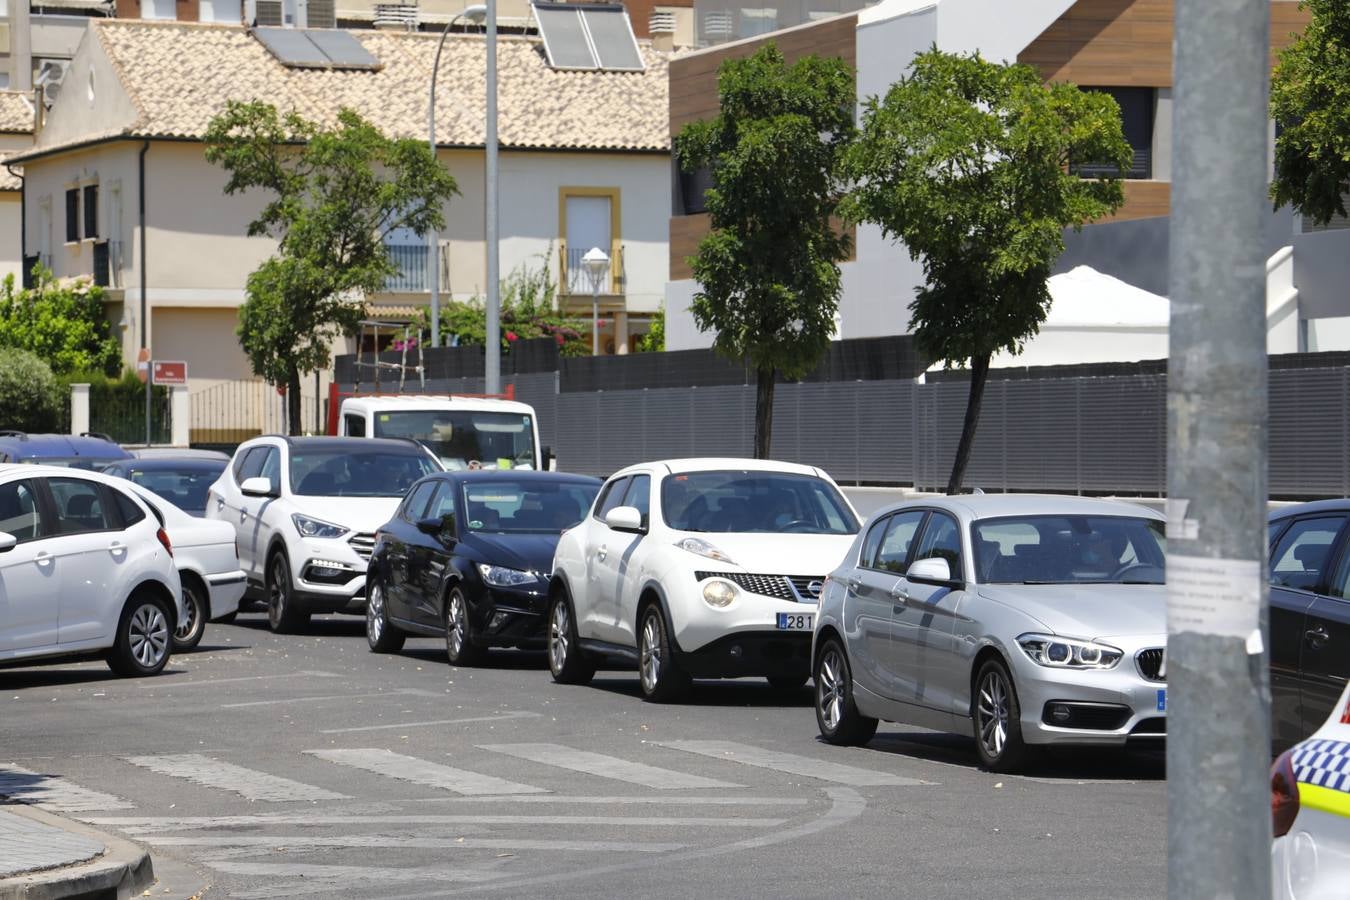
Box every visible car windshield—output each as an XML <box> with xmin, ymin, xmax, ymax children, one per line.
<box><xmin>126</xmin><ymin>462</ymin><xmax>227</xmax><ymax>514</ymax></box>
<box><xmin>289</xmin><ymin>449</ymin><xmax>439</xmax><ymax>497</ymax></box>
<box><xmin>372</xmin><ymin>411</ymin><xmax>537</xmax><ymax>472</ymax></box>
<box><xmin>18</xmin><ymin>457</ymin><xmax>124</xmax><ymax>471</ymax></box>
<box><xmin>462</xmin><ymin>480</ymin><xmax>600</xmax><ymax>534</ymax></box>
<box><xmin>973</xmin><ymin>515</ymin><xmax>1167</xmax><ymax>585</ymax></box>
<box><xmin>660</xmin><ymin>471</ymin><xmax>859</xmax><ymax>535</ymax></box>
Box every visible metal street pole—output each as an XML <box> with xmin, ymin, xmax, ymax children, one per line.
<box><xmin>592</xmin><ymin>281</ymin><xmax>600</xmax><ymax>356</ymax></box>
<box><xmin>428</xmin><ymin>7</ymin><xmax>486</xmax><ymax>350</ymax></box>
<box><xmin>1167</xmin><ymin>0</ymin><xmax>1271</xmax><ymax>896</ymax></box>
<box><xmin>484</xmin><ymin>0</ymin><xmax>501</xmax><ymax>395</ymax></box>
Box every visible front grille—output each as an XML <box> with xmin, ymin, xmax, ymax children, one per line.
<box><xmin>1041</xmin><ymin>701</ymin><xmax>1131</xmax><ymax>731</ymax></box>
<box><xmin>1136</xmin><ymin>648</ymin><xmax>1166</xmax><ymax>682</ymax></box>
<box><xmin>348</xmin><ymin>533</ymin><xmax>376</xmax><ymax>563</ymax></box>
<box><xmin>694</xmin><ymin>572</ymin><xmax>824</xmax><ymax>603</ymax></box>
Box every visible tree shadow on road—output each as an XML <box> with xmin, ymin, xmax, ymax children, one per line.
<box><xmin>227</xmin><ymin>613</ymin><xmax>366</xmax><ymax>639</ymax></box>
<box><xmin>862</xmin><ymin>729</ymin><xmax>1165</xmax><ymax>781</ymax></box>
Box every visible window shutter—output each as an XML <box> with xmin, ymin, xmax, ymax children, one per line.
<box><xmin>65</xmin><ymin>188</ymin><xmax>78</xmax><ymax>243</ymax></box>
<box><xmin>83</xmin><ymin>185</ymin><xmax>98</xmax><ymax>239</ymax></box>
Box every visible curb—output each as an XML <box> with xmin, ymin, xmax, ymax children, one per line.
<box><xmin>0</xmin><ymin>806</ymin><xmax>153</xmax><ymax>900</ymax></box>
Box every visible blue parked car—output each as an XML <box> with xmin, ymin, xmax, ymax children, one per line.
<box><xmin>0</xmin><ymin>431</ymin><xmax>132</xmax><ymax>470</ymax></box>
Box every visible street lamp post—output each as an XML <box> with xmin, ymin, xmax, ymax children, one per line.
<box><xmin>484</xmin><ymin>0</ymin><xmax>501</xmax><ymax>395</ymax></box>
<box><xmin>427</xmin><ymin>4</ymin><xmax>488</xmax><ymax>350</ymax></box>
<box><xmin>582</xmin><ymin>246</ymin><xmax>610</xmax><ymax>356</ymax></box>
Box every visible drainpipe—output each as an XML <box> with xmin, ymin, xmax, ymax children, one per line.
<box><xmin>139</xmin><ymin>140</ymin><xmax>150</xmax><ymax>444</ymax></box>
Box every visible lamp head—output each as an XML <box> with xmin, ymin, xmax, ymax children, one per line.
<box><xmin>461</xmin><ymin>4</ymin><xmax>488</xmax><ymax>23</ymax></box>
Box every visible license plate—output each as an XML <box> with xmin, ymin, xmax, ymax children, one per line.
<box><xmin>777</xmin><ymin>612</ymin><xmax>814</xmax><ymax>631</ymax></box>
<box><xmin>1156</xmin><ymin>689</ymin><xmax>1167</xmax><ymax>713</ymax></box>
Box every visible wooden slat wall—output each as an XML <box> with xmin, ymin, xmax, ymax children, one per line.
<box><xmin>1020</xmin><ymin>0</ymin><xmax>1310</xmax><ymax>87</ymax></box>
<box><xmin>668</xmin><ymin>14</ymin><xmax>858</xmax><ymax>278</ymax></box>
<box><xmin>1108</xmin><ymin>179</ymin><xmax>1171</xmax><ymax>222</ymax></box>
<box><xmin>670</xmin><ymin>14</ymin><xmax>858</xmax><ymax>137</ymax></box>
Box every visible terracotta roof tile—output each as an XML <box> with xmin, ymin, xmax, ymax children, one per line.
<box><xmin>0</xmin><ymin>92</ymin><xmax>36</xmax><ymax>134</ymax></box>
<box><xmin>84</xmin><ymin>20</ymin><xmax>668</xmax><ymax>153</ymax></box>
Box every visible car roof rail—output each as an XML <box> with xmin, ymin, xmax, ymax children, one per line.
<box><xmin>79</xmin><ymin>431</ymin><xmax>115</xmax><ymax>442</ymax></box>
<box><xmin>0</xmin><ymin>429</ymin><xmax>28</xmax><ymax>440</ymax></box>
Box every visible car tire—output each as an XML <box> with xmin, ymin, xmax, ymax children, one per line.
<box><xmin>548</xmin><ymin>592</ymin><xmax>594</xmax><ymax>685</ymax></box>
<box><xmin>973</xmin><ymin>657</ymin><xmax>1032</xmax><ymax>773</ymax></box>
<box><xmin>106</xmin><ymin>593</ymin><xmax>173</xmax><ymax>677</ymax></box>
<box><xmin>814</xmin><ymin>638</ymin><xmax>878</xmax><ymax>746</ymax></box>
<box><xmin>266</xmin><ymin>552</ymin><xmax>309</xmax><ymax>634</ymax></box>
<box><xmin>767</xmin><ymin>675</ymin><xmax>809</xmax><ymax>692</ymax></box>
<box><xmin>172</xmin><ymin>578</ymin><xmax>208</xmax><ymax>652</ymax></box>
<box><xmin>366</xmin><ymin>577</ymin><xmax>406</xmax><ymax>653</ymax></box>
<box><xmin>445</xmin><ymin>587</ymin><xmax>486</xmax><ymax>667</ymax></box>
<box><xmin>638</xmin><ymin>604</ymin><xmax>690</xmax><ymax>703</ymax></box>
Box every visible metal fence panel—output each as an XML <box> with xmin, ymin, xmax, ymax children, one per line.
<box><xmin>854</xmin><ymin>381</ymin><xmax>914</xmax><ymax>484</ymax></box>
<box><xmin>1078</xmin><ymin>375</ymin><xmax>1167</xmax><ymax>494</ymax></box>
<box><xmin>1269</xmin><ymin>368</ymin><xmax>1347</xmax><ymax>497</ymax></box>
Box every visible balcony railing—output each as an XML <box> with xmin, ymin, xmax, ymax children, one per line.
<box><xmin>384</xmin><ymin>243</ymin><xmax>429</xmax><ymax>292</ymax></box>
<box><xmin>558</xmin><ymin>240</ymin><xmax>625</xmax><ymax>296</ymax></box>
<box><xmin>92</xmin><ymin>240</ymin><xmax>125</xmax><ymax>289</ymax></box>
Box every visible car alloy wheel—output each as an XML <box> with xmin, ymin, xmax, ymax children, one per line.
<box><xmin>129</xmin><ymin>602</ymin><xmax>170</xmax><ymax>669</ymax></box>
<box><xmin>366</xmin><ymin>579</ymin><xmax>405</xmax><ymax>653</ymax></box>
<box><xmin>639</xmin><ymin>615</ymin><xmax>662</xmax><ymax>695</ymax></box>
<box><xmin>813</xmin><ymin>638</ymin><xmax>878</xmax><ymax>746</ymax></box>
<box><xmin>637</xmin><ymin>606</ymin><xmax>688</xmax><ymax>703</ymax></box>
<box><xmin>973</xmin><ymin>659</ymin><xmax>1030</xmax><ymax>772</ymax></box>
<box><xmin>549</xmin><ymin>599</ymin><xmax>570</xmax><ymax>675</ymax></box>
<box><xmin>266</xmin><ymin>553</ymin><xmax>308</xmax><ymax>634</ymax></box>
<box><xmin>172</xmin><ymin>581</ymin><xmax>207</xmax><ymax>651</ymax></box>
<box><xmin>444</xmin><ymin>588</ymin><xmax>483</xmax><ymax>666</ymax></box>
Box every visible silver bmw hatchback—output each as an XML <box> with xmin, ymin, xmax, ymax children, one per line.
<box><xmin>811</xmin><ymin>494</ymin><xmax>1167</xmax><ymax>772</ymax></box>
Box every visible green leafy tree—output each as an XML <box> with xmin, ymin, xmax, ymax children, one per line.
<box><xmin>674</xmin><ymin>44</ymin><xmax>855</xmax><ymax>458</ymax></box>
<box><xmin>842</xmin><ymin>49</ymin><xmax>1130</xmax><ymax>494</ymax></box>
<box><xmin>0</xmin><ymin>267</ymin><xmax>120</xmax><ymax>376</ymax></box>
<box><xmin>0</xmin><ymin>349</ymin><xmax>62</xmax><ymax>432</ymax></box>
<box><xmin>205</xmin><ymin>102</ymin><xmax>459</xmax><ymax>432</ymax></box>
<box><xmin>633</xmin><ymin>304</ymin><xmax>665</xmax><ymax>353</ymax></box>
<box><xmin>1271</xmin><ymin>0</ymin><xmax>1350</xmax><ymax>225</ymax></box>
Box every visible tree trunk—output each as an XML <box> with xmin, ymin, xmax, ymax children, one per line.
<box><xmin>287</xmin><ymin>368</ymin><xmax>303</xmax><ymax>437</ymax></box>
<box><xmin>754</xmin><ymin>366</ymin><xmax>775</xmax><ymax>459</ymax></box>
<box><xmin>945</xmin><ymin>352</ymin><xmax>991</xmax><ymax>495</ymax></box>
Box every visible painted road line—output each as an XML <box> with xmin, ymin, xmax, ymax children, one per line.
<box><xmin>477</xmin><ymin>743</ymin><xmax>744</xmax><ymax>790</ymax></box>
<box><xmin>140</xmin><ymin>834</ymin><xmax>687</xmax><ymax>852</ymax></box>
<box><xmin>307</xmin><ymin>749</ymin><xmax>547</xmax><ymax>796</ymax></box>
<box><xmin>319</xmin><ymin>710</ymin><xmax>542</xmax><ymax>734</ymax></box>
<box><xmin>139</xmin><ymin>671</ymin><xmax>343</xmax><ymax>690</ymax></box>
<box><xmin>220</xmin><ymin>689</ymin><xmax>432</xmax><ymax>709</ymax></box>
<box><xmin>655</xmin><ymin>741</ymin><xmax>929</xmax><ymax>787</ymax></box>
<box><xmin>414</xmin><ymin>794</ymin><xmax>811</xmax><ymax>806</ymax></box>
<box><xmin>87</xmin><ymin>813</ymin><xmax>787</xmax><ymax>830</ymax></box>
<box><xmin>123</xmin><ymin>754</ymin><xmax>349</xmax><ymax>802</ymax></box>
<box><xmin>0</xmin><ymin>765</ymin><xmax>133</xmax><ymax>811</ymax></box>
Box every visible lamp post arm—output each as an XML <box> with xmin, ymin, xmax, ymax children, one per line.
<box><xmin>427</xmin><ymin>14</ymin><xmax>465</xmax><ymax>350</ymax></box>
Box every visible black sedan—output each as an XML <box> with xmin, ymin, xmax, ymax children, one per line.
<box><xmin>366</xmin><ymin>470</ymin><xmax>602</xmax><ymax>665</ymax></box>
<box><xmin>1270</xmin><ymin>500</ymin><xmax>1350</xmax><ymax>752</ymax></box>
<box><xmin>102</xmin><ymin>456</ymin><xmax>229</xmax><ymax>516</ymax></box>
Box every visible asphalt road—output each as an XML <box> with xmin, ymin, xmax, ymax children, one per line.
<box><xmin>0</xmin><ymin>613</ymin><xmax>1166</xmax><ymax>899</ymax></box>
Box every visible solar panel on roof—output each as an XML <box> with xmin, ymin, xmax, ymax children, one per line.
<box><xmin>581</xmin><ymin>6</ymin><xmax>643</xmax><ymax>71</ymax></box>
<box><xmin>534</xmin><ymin>5</ymin><xmax>597</xmax><ymax>70</ymax></box>
<box><xmin>307</xmin><ymin>29</ymin><xmax>380</xmax><ymax>69</ymax></box>
<box><xmin>255</xmin><ymin>26</ymin><xmax>330</xmax><ymax>67</ymax></box>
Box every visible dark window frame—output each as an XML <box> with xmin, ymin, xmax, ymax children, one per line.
<box><xmin>83</xmin><ymin>185</ymin><xmax>98</xmax><ymax>240</ymax></box>
<box><xmin>1073</xmin><ymin>87</ymin><xmax>1156</xmax><ymax>180</ymax></box>
<box><xmin>64</xmin><ymin>188</ymin><xmax>79</xmax><ymax>243</ymax></box>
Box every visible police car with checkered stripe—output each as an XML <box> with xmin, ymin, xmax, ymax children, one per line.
<box><xmin>1273</xmin><ymin>676</ymin><xmax>1350</xmax><ymax>898</ymax></box>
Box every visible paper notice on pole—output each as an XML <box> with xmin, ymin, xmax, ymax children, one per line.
<box><xmin>1167</xmin><ymin>554</ymin><xmax>1262</xmax><ymax>638</ymax></box>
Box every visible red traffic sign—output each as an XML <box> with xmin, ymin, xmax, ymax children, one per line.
<box><xmin>151</xmin><ymin>360</ymin><xmax>188</xmax><ymax>385</ymax></box>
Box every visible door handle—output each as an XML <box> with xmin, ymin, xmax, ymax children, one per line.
<box><xmin>844</xmin><ymin>577</ymin><xmax>861</xmax><ymax>592</ymax></box>
<box><xmin>596</xmin><ymin>545</ymin><xmax>608</xmax><ymax>562</ymax></box>
<box><xmin>890</xmin><ymin>586</ymin><xmax>909</xmax><ymax>602</ymax></box>
<box><xmin>216</xmin><ymin>496</ymin><xmax>225</xmax><ymax>512</ymax></box>
<box><xmin>108</xmin><ymin>541</ymin><xmax>126</xmax><ymax>555</ymax></box>
<box><xmin>1306</xmin><ymin>626</ymin><xmax>1331</xmax><ymax>649</ymax></box>
<box><xmin>34</xmin><ymin>551</ymin><xmax>52</xmax><ymax>567</ymax></box>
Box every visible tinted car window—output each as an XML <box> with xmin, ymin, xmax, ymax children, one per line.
<box><xmin>403</xmin><ymin>481</ymin><xmax>439</xmax><ymax>522</ymax></box>
<box><xmin>1270</xmin><ymin>516</ymin><xmax>1346</xmax><ymax>592</ymax></box>
<box><xmin>595</xmin><ymin>477</ymin><xmax>631</xmax><ymax>520</ymax></box>
<box><xmin>125</xmin><ymin>462</ymin><xmax>226</xmax><ymax>514</ymax></box>
<box><xmin>874</xmin><ymin>511</ymin><xmax>926</xmax><ymax>573</ymax></box>
<box><xmin>624</xmin><ymin>475</ymin><xmax>651</xmax><ymax>524</ymax></box>
<box><xmin>289</xmin><ymin>448</ymin><xmax>438</xmax><ymax>498</ymax></box>
<box><xmin>0</xmin><ymin>480</ymin><xmax>45</xmax><ymax>542</ymax></box>
<box><xmin>47</xmin><ymin>478</ymin><xmax>116</xmax><ymax>534</ymax></box>
<box><xmin>859</xmin><ymin>516</ymin><xmax>888</xmax><ymax>568</ymax></box>
<box><xmin>973</xmin><ymin>515</ymin><xmax>1165</xmax><ymax>584</ymax></box>
<box><xmin>914</xmin><ymin>512</ymin><xmax>963</xmax><ymax>578</ymax></box>
<box><xmin>111</xmin><ymin>489</ymin><xmax>146</xmax><ymax>527</ymax></box>
<box><xmin>660</xmin><ymin>471</ymin><xmax>858</xmax><ymax>535</ymax></box>
<box><xmin>236</xmin><ymin>446</ymin><xmax>269</xmax><ymax>483</ymax></box>
<box><xmin>464</xmin><ymin>480</ymin><xmax>601</xmax><ymax>533</ymax></box>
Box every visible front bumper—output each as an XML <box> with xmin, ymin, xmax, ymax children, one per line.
<box><xmin>1011</xmin><ymin>650</ymin><xmax>1166</xmax><ymax>746</ymax></box>
<box><xmin>665</xmin><ymin>574</ymin><xmax>818</xmax><ymax>676</ymax></box>
<box><xmin>288</xmin><ymin>537</ymin><xmax>368</xmax><ymax>611</ymax></box>
<box><xmin>469</xmin><ymin>582</ymin><xmax>550</xmax><ymax>648</ymax></box>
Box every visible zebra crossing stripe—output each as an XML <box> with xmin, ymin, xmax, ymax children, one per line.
<box><xmin>307</xmin><ymin>749</ymin><xmax>548</xmax><ymax>796</ymax></box>
<box><xmin>0</xmin><ymin>764</ymin><xmax>133</xmax><ymax>811</ymax></box>
<box><xmin>87</xmin><ymin>812</ymin><xmax>786</xmax><ymax>830</ymax></box>
<box><xmin>477</xmin><ymin>743</ymin><xmax>744</xmax><ymax>790</ymax></box>
<box><xmin>655</xmin><ymin>741</ymin><xmax>928</xmax><ymax>787</ymax></box>
<box><xmin>139</xmin><ymin>833</ymin><xmax>687</xmax><ymax>852</ymax></box>
<box><xmin>122</xmin><ymin>755</ymin><xmax>349</xmax><ymax>802</ymax></box>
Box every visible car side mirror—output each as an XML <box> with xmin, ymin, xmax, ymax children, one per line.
<box><xmin>907</xmin><ymin>557</ymin><xmax>953</xmax><ymax>584</ymax></box>
<box><xmin>0</xmin><ymin>531</ymin><xmax>16</xmax><ymax>553</ymax></box>
<box><xmin>240</xmin><ymin>476</ymin><xmax>276</xmax><ymax>498</ymax></box>
<box><xmin>417</xmin><ymin>515</ymin><xmax>456</xmax><ymax>542</ymax></box>
<box><xmin>542</xmin><ymin>446</ymin><xmax>555</xmax><ymax>471</ymax></box>
<box><xmin>604</xmin><ymin>506</ymin><xmax>645</xmax><ymax>534</ymax></box>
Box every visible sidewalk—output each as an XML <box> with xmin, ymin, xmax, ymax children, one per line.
<box><xmin>0</xmin><ymin>804</ymin><xmax>153</xmax><ymax>900</ymax></box>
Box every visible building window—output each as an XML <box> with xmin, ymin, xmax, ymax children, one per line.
<box><xmin>561</xmin><ymin>189</ymin><xmax>620</xmax><ymax>295</ymax></box>
<box><xmin>65</xmin><ymin>188</ymin><xmax>79</xmax><ymax>243</ymax></box>
<box><xmin>200</xmin><ymin>0</ymin><xmax>243</xmax><ymax>23</ymax></box>
<box><xmin>83</xmin><ymin>185</ymin><xmax>98</xmax><ymax>240</ymax></box>
<box><xmin>142</xmin><ymin>0</ymin><xmax>177</xmax><ymax>19</ymax></box>
<box><xmin>1075</xmin><ymin>87</ymin><xmax>1155</xmax><ymax>180</ymax></box>
<box><xmin>676</xmin><ymin>161</ymin><xmax>713</xmax><ymax>215</ymax></box>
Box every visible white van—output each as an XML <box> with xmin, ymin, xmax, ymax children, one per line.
<box><xmin>335</xmin><ymin>395</ymin><xmax>551</xmax><ymax>471</ymax></box>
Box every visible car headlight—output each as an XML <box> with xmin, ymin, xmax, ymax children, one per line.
<box><xmin>675</xmin><ymin>537</ymin><xmax>736</xmax><ymax>565</ymax></box>
<box><xmin>478</xmin><ymin>564</ymin><xmax>538</xmax><ymax>587</ymax></box>
<box><xmin>1016</xmin><ymin>634</ymin><xmax>1123</xmax><ymax>669</ymax></box>
<box><xmin>701</xmin><ymin>578</ymin><xmax>738</xmax><ymax>608</ymax></box>
<box><xmin>292</xmin><ymin>514</ymin><xmax>348</xmax><ymax>539</ymax></box>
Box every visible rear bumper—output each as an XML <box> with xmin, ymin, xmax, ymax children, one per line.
<box><xmin>206</xmin><ymin>570</ymin><xmax>247</xmax><ymax>620</ymax></box>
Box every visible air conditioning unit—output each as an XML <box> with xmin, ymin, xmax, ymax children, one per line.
<box><xmin>34</xmin><ymin>59</ymin><xmax>68</xmax><ymax>109</ymax></box>
<box><xmin>373</xmin><ymin>3</ymin><xmax>419</xmax><ymax>29</ymax></box>
<box><xmin>252</xmin><ymin>0</ymin><xmax>284</xmax><ymax>25</ymax></box>
<box><xmin>649</xmin><ymin>9</ymin><xmax>675</xmax><ymax>34</ymax></box>
<box><xmin>306</xmin><ymin>0</ymin><xmax>336</xmax><ymax>28</ymax></box>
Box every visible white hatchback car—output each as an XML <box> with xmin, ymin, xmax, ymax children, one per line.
<box><xmin>121</xmin><ymin>482</ymin><xmax>245</xmax><ymax>651</ymax></box>
<box><xmin>548</xmin><ymin>458</ymin><xmax>860</xmax><ymax>701</ymax></box>
<box><xmin>207</xmin><ymin>436</ymin><xmax>440</xmax><ymax>632</ymax></box>
<box><xmin>0</xmin><ymin>464</ymin><xmax>183</xmax><ymax>676</ymax></box>
<box><xmin>1273</xmin><ymin>676</ymin><xmax>1350</xmax><ymax>899</ymax></box>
